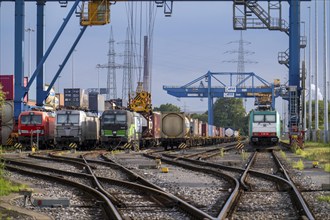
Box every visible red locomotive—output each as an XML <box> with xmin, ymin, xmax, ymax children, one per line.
<box><xmin>18</xmin><ymin>111</ymin><xmax>55</xmax><ymax>148</ymax></box>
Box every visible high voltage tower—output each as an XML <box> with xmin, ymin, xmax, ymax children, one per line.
<box><xmin>96</xmin><ymin>26</ymin><xmax>121</xmax><ymax>100</ymax></box>
<box><xmin>223</xmin><ymin>31</ymin><xmax>257</xmax><ymax>86</ymax></box>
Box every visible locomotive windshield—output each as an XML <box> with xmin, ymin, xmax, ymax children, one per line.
<box><xmin>20</xmin><ymin>115</ymin><xmax>42</xmax><ymax>125</ymax></box>
<box><xmin>57</xmin><ymin>114</ymin><xmax>79</xmax><ymax>124</ymax></box>
<box><xmin>265</xmin><ymin>115</ymin><xmax>276</xmax><ymax>122</ymax></box>
<box><xmin>102</xmin><ymin>114</ymin><xmax>126</xmax><ymax>124</ymax></box>
<box><xmin>253</xmin><ymin>115</ymin><xmax>264</xmax><ymax>122</ymax></box>
<box><xmin>253</xmin><ymin>114</ymin><xmax>276</xmax><ymax>123</ymax></box>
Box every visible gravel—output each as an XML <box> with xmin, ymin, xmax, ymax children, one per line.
<box><xmin>5</xmin><ymin>171</ymin><xmax>105</xmax><ymax>220</ymax></box>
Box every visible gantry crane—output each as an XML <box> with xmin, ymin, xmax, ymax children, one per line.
<box><xmin>163</xmin><ymin>71</ymin><xmax>282</xmax><ymax>135</ymax></box>
<box><xmin>1</xmin><ymin>0</ymin><xmax>309</xmax><ymax>147</ymax></box>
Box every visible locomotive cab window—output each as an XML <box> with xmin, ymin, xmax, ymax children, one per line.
<box><xmin>21</xmin><ymin>115</ymin><xmax>42</xmax><ymax>124</ymax></box>
<box><xmin>265</xmin><ymin>115</ymin><xmax>276</xmax><ymax>122</ymax></box>
<box><xmin>253</xmin><ymin>115</ymin><xmax>264</xmax><ymax>122</ymax></box>
<box><xmin>57</xmin><ymin>114</ymin><xmax>79</xmax><ymax>124</ymax></box>
<box><xmin>102</xmin><ymin>114</ymin><xmax>126</xmax><ymax>124</ymax></box>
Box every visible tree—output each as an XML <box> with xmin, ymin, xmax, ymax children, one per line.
<box><xmin>0</xmin><ymin>83</ymin><xmax>5</xmax><ymax>109</ymax></box>
<box><xmin>190</xmin><ymin>113</ymin><xmax>208</xmax><ymax>123</ymax></box>
<box><xmin>213</xmin><ymin>98</ymin><xmax>248</xmax><ymax>135</ymax></box>
<box><xmin>153</xmin><ymin>103</ymin><xmax>181</xmax><ymax>112</ymax></box>
<box><xmin>306</xmin><ymin>100</ymin><xmax>330</xmax><ymax>129</ymax></box>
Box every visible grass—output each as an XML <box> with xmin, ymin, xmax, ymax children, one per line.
<box><xmin>317</xmin><ymin>195</ymin><xmax>330</xmax><ymax>203</ymax></box>
<box><xmin>293</xmin><ymin>142</ymin><xmax>330</xmax><ymax>172</ymax></box>
<box><xmin>292</xmin><ymin>159</ymin><xmax>304</xmax><ymax>170</ymax></box>
<box><xmin>0</xmin><ymin>161</ymin><xmax>27</xmax><ymax>196</ymax></box>
<box><xmin>241</xmin><ymin>151</ymin><xmax>248</xmax><ymax>161</ymax></box>
<box><xmin>280</xmin><ymin>150</ymin><xmax>287</xmax><ymax>160</ymax></box>
<box><xmin>219</xmin><ymin>148</ymin><xmax>224</xmax><ymax>157</ymax></box>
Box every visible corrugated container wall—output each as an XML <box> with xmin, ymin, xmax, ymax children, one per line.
<box><xmin>64</xmin><ymin>88</ymin><xmax>88</xmax><ymax>108</ymax></box>
<box><xmin>0</xmin><ymin>75</ymin><xmax>28</xmax><ymax>102</ymax></box>
<box><xmin>0</xmin><ymin>75</ymin><xmax>14</xmax><ymax>100</ymax></box>
<box><xmin>88</xmin><ymin>92</ymin><xmax>105</xmax><ymax>113</ymax></box>
<box><xmin>191</xmin><ymin>119</ymin><xmax>199</xmax><ymax>137</ymax></box>
<box><xmin>201</xmin><ymin>123</ymin><xmax>208</xmax><ymax>137</ymax></box>
<box><xmin>152</xmin><ymin>112</ymin><xmax>161</xmax><ymax>139</ymax></box>
<box><xmin>55</xmin><ymin>93</ymin><xmax>64</xmax><ymax>107</ymax></box>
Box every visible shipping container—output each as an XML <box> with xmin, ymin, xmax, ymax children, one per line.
<box><xmin>0</xmin><ymin>75</ymin><xmax>14</xmax><ymax>100</ymax></box>
<box><xmin>0</xmin><ymin>75</ymin><xmax>28</xmax><ymax>102</ymax></box>
<box><xmin>201</xmin><ymin>123</ymin><xmax>208</xmax><ymax>137</ymax></box>
<box><xmin>55</xmin><ymin>93</ymin><xmax>64</xmax><ymax>107</ymax></box>
<box><xmin>88</xmin><ymin>92</ymin><xmax>105</xmax><ymax>113</ymax></box>
<box><xmin>152</xmin><ymin>112</ymin><xmax>161</xmax><ymax>139</ymax></box>
<box><xmin>64</xmin><ymin>88</ymin><xmax>88</xmax><ymax>108</ymax></box>
<box><xmin>190</xmin><ymin>118</ymin><xmax>199</xmax><ymax>137</ymax></box>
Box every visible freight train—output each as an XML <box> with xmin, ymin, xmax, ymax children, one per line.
<box><xmin>16</xmin><ymin>109</ymin><xmax>237</xmax><ymax>150</ymax></box>
<box><xmin>248</xmin><ymin>109</ymin><xmax>280</xmax><ymax>145</ymax></box>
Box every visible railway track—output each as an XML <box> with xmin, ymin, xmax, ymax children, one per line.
<box><xmin>143</xmin><ymin>145</ymin><xmax>315</xmax><ymax>219</ymax></box>
<box><xmin>1</xmin><ymin>144</ymin><xmax>317</xmax><ymax>220</ymax></box>
<box><xmin>3</xmin><ymin>152</ymin><xmax>215</xmax><ymax>219</ymax></box>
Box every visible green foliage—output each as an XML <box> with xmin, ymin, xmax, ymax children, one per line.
<box><xmin>280</xmin><ymin>150</ymin><xmax>287</xmax><ymax>160</ymax></box>
<box><xmin>317</xmin><ymin>195</ymin><xmax>330</xmax><ymax>203</ymax></box>
<box><xmin>213</xmin><ymin>98</ymin><xmax>248</xmax><ymax>135</ymax></box>
<box><xmin>295</xmin><ymin>148</ymin><xmax>307</xmax><ymax>157</ymax></box>
<box><xmin>324</xmin><ymin>164</ymin><xmax>330</xmax><ymax>172</ymax></box>
<box><xmin>0</xmin><ymin>179</ymin><xmax>26</xmax><ymax>196</ymax></box>
<box><xmin>241</xmin><ymin>151</ymin><xmax>248</xmax><ymax>161</ymax></box>
<box><xmin>219</xmin><ymin>148</ymin><xmax>224</xmax><ymax>157</ymax></box>
<box><xmin>0</xmin><ymin>83</ymin><xmax>5</xmax><ymax>109</ymax></box>
<box><xmin>292</xmin><ymin>159</ymin><xmax>304</xmax><ymax>170</ymax></box>
<box><xmin>153</xmin><ymin>103</ymin><xmax>181</xmax><ymax>113</ymax></box>
<box><xmin>190</xmin><ymin>113</ymin><xmax>208</xmax><ymax>123</ymax></box>
<box><xmin>306</xmin><ymin>100</ymin><xmax>330</xmax><ymax>130</ymax></box>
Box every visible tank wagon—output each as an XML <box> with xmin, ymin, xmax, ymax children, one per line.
<box><xmin>55</xmin><ymin>110</ymin><xmax>99</xmax><ymax>149</ymax></box>
<box><xmin>18</xmin><ymin>111</ymin><xmax>55</xmax><ymax>148</ymax></box>
<box><xmin>249</xmin><ymin>109</ymin><xmax>280</xmax><ymax>146</ymax></box>
<box><xmin>160</xmin><ymin>112</ymin><xmax>233</xmax><ymax>150</ymax></box>
<box><xmin>100</xmin><ymin>109</ymin><xmax>144</xmax><ymax>148</ymax></box>
<box><xmin>161</xmin><ymin>112</ymin><xmax>191</xmax><ymax>149</ymax></box>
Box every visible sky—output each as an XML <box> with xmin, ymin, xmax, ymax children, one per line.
<box><xmin>0</xmin><ymin>0</ymin><xmax>329</xmax><ymax>116</ymax></box>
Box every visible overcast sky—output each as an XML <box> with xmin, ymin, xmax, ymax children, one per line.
<box><xmin>0</xmin><ymin>1</ymin><xmax>328</xmax><ymax>114</ymax></box>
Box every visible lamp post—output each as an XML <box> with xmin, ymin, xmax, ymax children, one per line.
<box><xmin>96</xmin><ymin>64</ymin><xmax>101</xmax><ymax>93</ymax></box>
<box><xmin>72</xmin><ymin>49</ymin><xmax>76</xmax><ymax>88</ymax></box>
<box><xmin>25</xmin><ymin>27</ymin><xmax>35</xmax><ymax>78</ymax></box>
<box><xmin>57</xmin><ymin>75</ymin><xmax>61</xmax><ymax>93</ymax></box>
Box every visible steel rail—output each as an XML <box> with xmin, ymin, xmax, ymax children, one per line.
<box><xmin>3</xmin><ymin>157</ymin><xmax>215</xmax><ymax>220</ymax></box>
<box><xmin>272</xmin><ymin>151</ymin><xmax>315</xmax><ymax>220</ymax></box>
<box><xmin>4</xmin><ymin>164</ymin><xmax>122</xmax><ymax>220</ymax></box>
<box><xmin>155</xmin><ymin>151</ymin><xmax>316</xmax><ymax>220</ymax></box>
<box><xmin>143</xmin><ymin>153</ymin><xmax>240</xmax><ymax>220</ymax></box>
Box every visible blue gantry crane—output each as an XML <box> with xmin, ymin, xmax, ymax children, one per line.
<box><xmin>163</xmin><ymin>71</ymin><xmax>281</xmax><ymax>135</ymax></box>
<box><xmin>1</xmin><ymin>0</ymin><xmax>309</xmax><ymax>145</ymax></box>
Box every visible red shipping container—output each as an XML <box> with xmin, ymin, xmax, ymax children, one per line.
<box><xmin>0</xmin><ymin>75</ymin><xmax>14</xmax><ymax>100</ymax></box>
<box><xmin>0</xmin><ymin>75</ymin><xmax>29</xmax><ymax>102</ymax></box>
<box><xmin>201</xmin><ymin>123</ymin><xmax>208</xmax><ymax>137</ymax></box>
<box><xmin>152</xmin><ymin>112</ymin><xmax>161</xmax><ymax>139</ymax></box>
